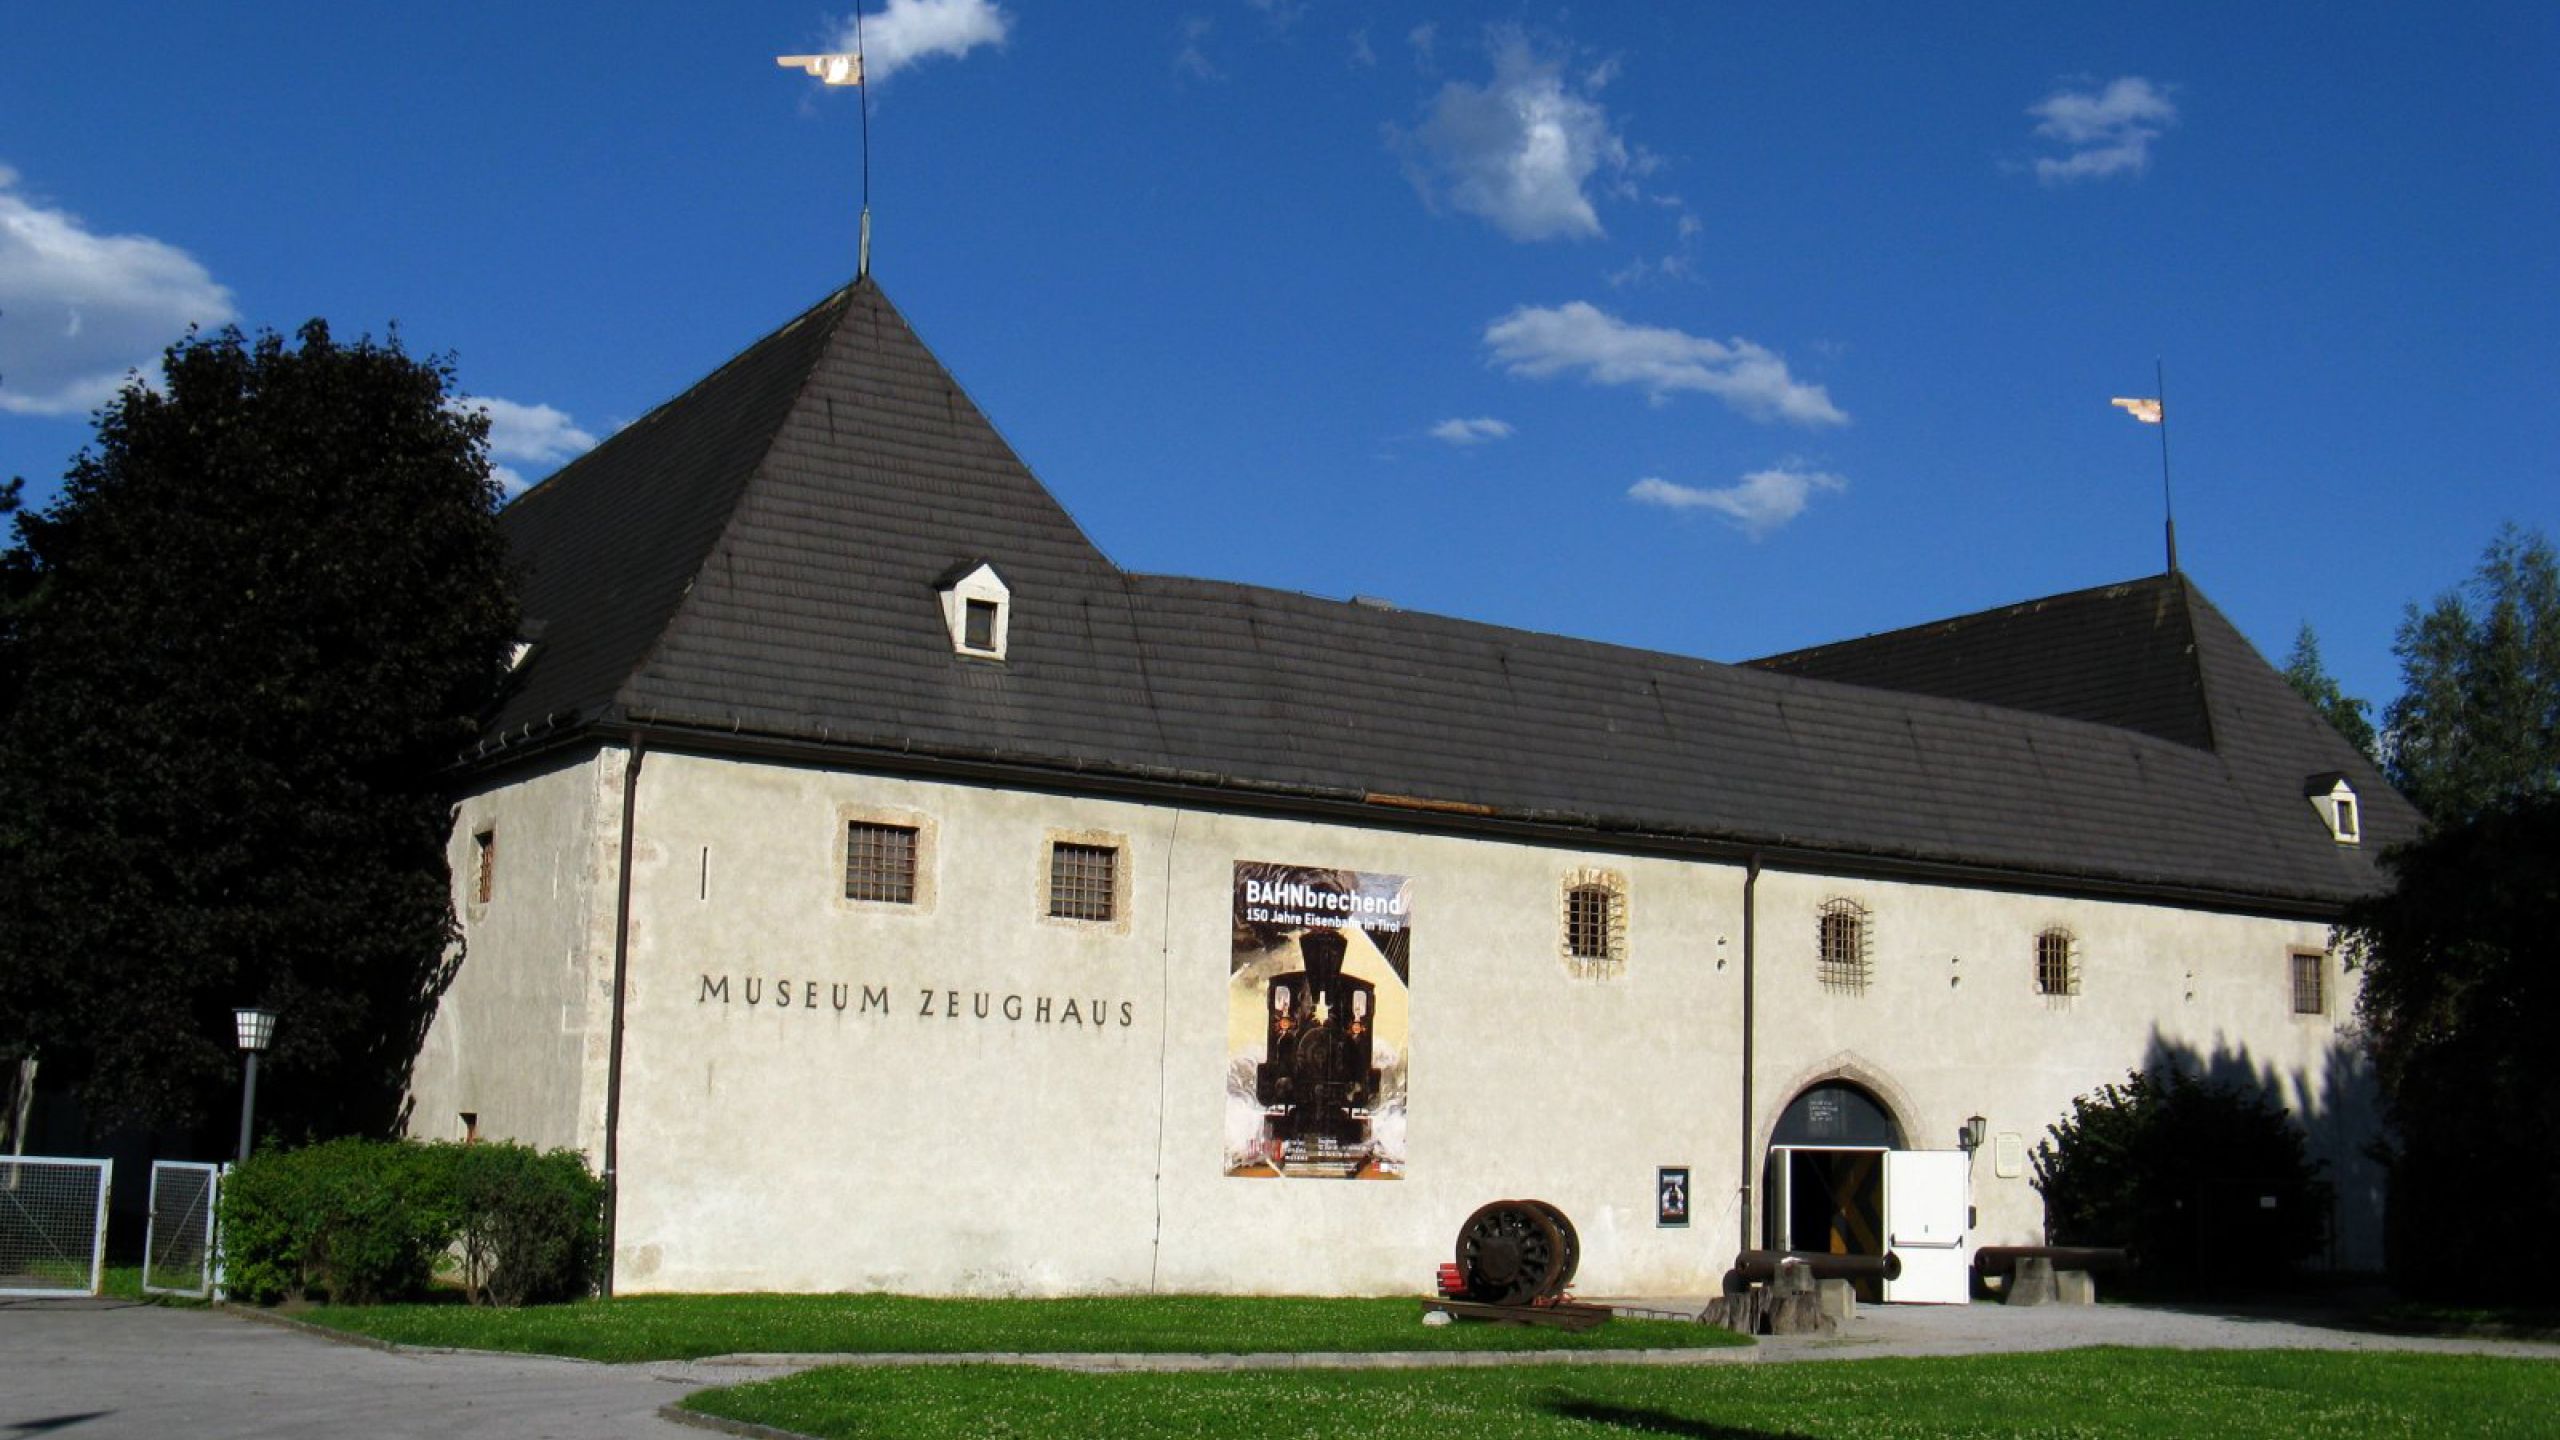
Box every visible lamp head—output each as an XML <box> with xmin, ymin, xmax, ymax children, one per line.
<box><xmin>234</xmin><ymin>1007</ymin><xmax>277</xmax><ymax>1054</ymax></box>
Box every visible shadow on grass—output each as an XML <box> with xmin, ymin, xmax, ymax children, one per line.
<box><xmin>1546</xmin><ymin>1397</ymin><xmax>1819</xmax><ymax>1440</ymax></box>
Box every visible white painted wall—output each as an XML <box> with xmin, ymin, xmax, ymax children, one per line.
<box><xmin>418</xmin><ymin>746</ymin><xmax>2377</xmax><ymax>1296</ymax></box>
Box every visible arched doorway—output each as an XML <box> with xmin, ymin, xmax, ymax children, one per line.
<box><xmin>1765</xmin><ymin>1081</ymin><xmax>1902</xmax><ymax>1295</ymax></box>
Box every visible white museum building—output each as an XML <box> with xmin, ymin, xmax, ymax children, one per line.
<box><xmin>405</xmin><ymin>279</ymin><xmax>2410</xmax><ymax>1300</ymax></box>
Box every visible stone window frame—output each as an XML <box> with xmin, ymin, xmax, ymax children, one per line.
<box><xmin>836</xmin><ymin>803</ymin><xmax>938</xmax><ymax>916</ymax></box>
<box><xmin>1558</xmin><ymin>867</ymin><xmax>1629</xmax><ymax>979</ymax></box>
<box><xmin>2034</xmin><ymin>926</ymin><xmax>2080</xmax><ymax>999</ymax></box>
<box><xmin>2289</xmin><ymin>947</ymin><xmax>2329</xmax><ymax>1018</ymax></box>
<box><xmin>1816</xmin><ymin>897</ymin><xmax>1872</xmax><ymax>995</ymax></box>
<box><xmin>1038</xmin><ymin>827</ymin><xmax>1131</xmax><ymax>934</ymax></box>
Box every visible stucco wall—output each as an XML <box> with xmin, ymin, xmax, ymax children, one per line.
<box><xmin>428</xmin><ymin>744</ymin><xmax>2377</xmax><ymax>1295</ymax></box>
<box><xmin>407</xmin><ymin>746</ymin><xmax>625</xmax><ymax>1156</ymax></box>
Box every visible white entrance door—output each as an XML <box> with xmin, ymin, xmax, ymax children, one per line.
<box><xmin>1882</xmin><ymin>1149</ymin><xmax>1970</xmax><ymax>1304</ymax></box>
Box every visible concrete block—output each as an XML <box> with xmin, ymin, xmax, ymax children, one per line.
<box><xmin>2005</xmin><ymin>1256</ymin><xmax>2057</xmax><ymax>1307</ymax></box>
<box><xmin>1816</xmin><ymin>1277</ymin><xmax>1857</xmax><ymax>1323</ymax></box>
<box><xmin>2053</xmin><ymin>1267</ymin><xmax>2098</xmax><ymax>1305</ymax></box>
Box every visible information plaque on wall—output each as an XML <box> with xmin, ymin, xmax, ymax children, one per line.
<box><xmin>1657</xmin><ymin>1166</ymin><xmax>1690</xmax><ymax>1227</ymax></box>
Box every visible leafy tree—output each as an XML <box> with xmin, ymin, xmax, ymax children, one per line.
<box><xmin>2281</xmin><ymin>622</ymin><xmax>2379</xmax><ymax>762</ymax></box>
<box><xmin>2382</xmin><ymin>524</ymin><xmax>2560</xmax><ymax>823</ymax></box>
<box><xmin>2033</xmin><ymin>1069</ymin><xmax>2330</xmax><ymax>1293</ymax></box>
<box><xmin>2342</xmin><ymin>793</ymin><xmax>2560</xmax><ymax>1299</ymax></box>
<box><xmin>0</xmin><ymin>322</ymin><xmax>516</xmax><ymax>1141</ymax></box>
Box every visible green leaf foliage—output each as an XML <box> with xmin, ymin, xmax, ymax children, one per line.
<box><xmin>2281</xmin><ymin>622</ymin><xmax>2379</xmax><ymax>762</ymax></box>
<box><xmin>2342</xmin><ymin>793</ymin><xmax>2560</xmax><ymax>1300</ymax></box>
<box><xmin>2032</xmin><ymin>1069</ymin><xmax>2330</xmax><ymax>1293</ymax></box>
<box><xmin>2383</xmin><ymin>524</ymin><xmax>2560</xmax><ymax>823</ymax></box>
<box><xmin>219</xmin><ymin>1138</ymin><xmax>601</xmax><ymax>1306</ymax></box>
<box><xmin>0</xmin><ymin>323</ymin><xmax>516</xmax><ymax>1139</ymax></box>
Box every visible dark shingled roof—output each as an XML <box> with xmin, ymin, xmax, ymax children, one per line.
<box><xmin>485</xmin><ymin>278</ymin><xmax>2418</xmax><ymax>910</ymax></box>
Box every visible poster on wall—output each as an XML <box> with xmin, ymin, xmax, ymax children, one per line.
<box><xmin>1225</xmin><ymin>861</ymin><xmax>1411</xmax><ymax>1180</ymax></box>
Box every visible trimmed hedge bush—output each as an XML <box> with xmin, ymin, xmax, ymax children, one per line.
<box><xmin>219</xmin><ymin>1139</ymin><xmax>602</xmax><ymax>1306</ymax></box>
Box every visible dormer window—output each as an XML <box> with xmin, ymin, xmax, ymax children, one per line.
<box><xmin>2304</xmin><ymin>773</ymin><xmax>2360</xmax><ymax>845</ymax></box>
<box><xmin>935</xmin><ymin>560</ymin><xmax>1010</xmax><ymax>661</ymax></box>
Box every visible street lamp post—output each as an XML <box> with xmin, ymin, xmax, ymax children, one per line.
<box><xmin>234</xmin><ymin>1008</ymin><xmax>276</xmax><ymax>1164</ymax></box>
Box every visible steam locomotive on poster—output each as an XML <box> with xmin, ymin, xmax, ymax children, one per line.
<box><xmin>1254</xmin><ymin>929</ymin><xmax>1382</xmax><ymax>1146</ymax></box>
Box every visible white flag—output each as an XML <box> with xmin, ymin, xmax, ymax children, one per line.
<box><xmin>778</xmin><ymin>52</ymin><xmax>863</xmax><ymax>86</ymax></box>
<box><xmin>2111</xmin><ymin>397</ymin><xmax>2163</xmax><ymax>424</ymax></box>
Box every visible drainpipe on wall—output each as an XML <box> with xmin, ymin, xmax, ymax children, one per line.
<box><xmin>1739</xmin><ymin>851</ymin><xmax>1761</xmax><ymax>1258</ymax></box>
<box><xmin>600</xmin><ymin>733</ymin><xmax>647</xmax><ymax>1299</ymax></box>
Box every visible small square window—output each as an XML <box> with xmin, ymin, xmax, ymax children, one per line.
<box><xmin>964</xmin><ymin>597</ymin><xmax>998</xmax><ymax>652</ymax></box>
<box><xmin>1048</xmin><ymin>842</ymin><xmax>1118</xmax><ymax>922</ymax></box>
<box><xmin>845</xmin><ymin>822</ymin><xmax>920</xmax><ymax>904</ymax></box>
<box><xmin>473</xmin><ymin>828</ymin><xmax>496</xmax><ymax>905</ymax></box>
<box><xmin>2291</xmin><ymin>950</ymin><xmax>2326</xmax><ymax>1016</ymax></box>
<box><xmin>2333</xmin><ymin>797</ymin><xmax>2358</xmax><ymax>842</ymax></box>
<box><xmin>1818</xmin><ymin>898</ymin><xmax>1870</xmax><ymax>994</ymax></box>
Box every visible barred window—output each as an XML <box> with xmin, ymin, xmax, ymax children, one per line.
<box><xmin>2291</xmin><ymin>950</ymin><xmax>2326</xmax><ymax>1016</ymax></box>
<box><xmin>473</xmin><ymin>828</ymin><xmax>496</xmax><ymax>905</ymax></box>
<box><xmin>1566</xmin><ymin>885</ymin><xmax>1614</xmax><ymax>961</ymax></box>
<box><xmin>1048</xmin><ymin>842</ymin><xmax>1118</xmax><ymax>922</ymax></box>
<box><xmin>1817</xmin><ymin>898</ymin><xmax>1870</xmax><ymax>993</ymax></box>
<box><xmin>844</xmin><ymin>821</ymin><xmax>920</xmax><ymax>904</ymax></box>
<box><xmin>2035</xmin><ymin>928</ymin><xmax>2079</xmax><ymax>997</ymax></box>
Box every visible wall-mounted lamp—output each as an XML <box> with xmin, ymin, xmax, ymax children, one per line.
<box><xmin>1958</xmin><ymin>1114</ymin><xmax>1988</xmax><ymax>1153</ymax></box>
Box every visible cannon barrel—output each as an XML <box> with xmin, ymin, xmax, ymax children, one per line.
<box><xmin>1972</xmin><ymin>1245</ymin><xmax>2129</xmax><ymax>1273</ymax></box>
<box><xmin>1724</xmin><ymin>1248</ymin><xmax>1902</xmax><ymax>1289</ymax></box>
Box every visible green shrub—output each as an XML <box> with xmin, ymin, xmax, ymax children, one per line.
<box><xmin>447</xmin><ymin>1143</ymin><xmax>605</xmax><ymax>1305</ymax></box>
<box><xmin>219</xmin><ymin>1138</ymin><xmax>601</xmax><ymax>1306</ymax></box>
<box><xmin>2032</xmin><ymin>1069</ymin><xmax>2331</xmax><ymax>1294</ymax></box>
<box><xmin>220</xmin><ymin>1138</ymin><xmax>455</xmax><ymax>1304</ymax></box>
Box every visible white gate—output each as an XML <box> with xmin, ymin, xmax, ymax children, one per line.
<box><xmin>1882</xmin><ymin>1149</ymin><xmax>1971</xmax><ymax>1304</ymax></box>
<box><xmin>143</xmin><ymin>1161</ymin><xmax>225</xmax><ymax>1299</ymax></box>
<box><xmin>0</xmin><ymin>1155</ymin><xmax>112</xmax><ymax>1297</ymax></box>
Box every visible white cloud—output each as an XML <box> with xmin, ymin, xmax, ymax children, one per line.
<box><xmin>2028</xmin><ymin>76</ymin><xmax>2178</xmax><ymax>183</ymax></box>
<box><xmin>828</xmin><ymin>0</ymin><xmax>1008</xmax><ymax>83</ymax></box>
<box><xmin>1628</xmin><ymin>466</ymin><xmax>1845</xmax><ymax>539</ymax></box>
<box><xmin>1173</xmin><ymin>16</ymin><xmax>1221</xmax><ymax>82</ymax></box>
<box><xmin>1407</xmin><ymin>23</ymin><xmax>1437</xmax><ymax>67</ymax></box>
<box><xmin>1428</xmin><ymin>416</ymin><xmax>1514</xmax><ymax>446</ymax></box>
<box><xmin>1483</xmin><ymin>302</ymin><xmax>1846</xmax><ymax>426</ymax></box>
<box><xmin>449</xmin><ymin>394</ymin><xmax>598</xmax><ymax>496</ymax></box>
<box><xmin>0</xmin><ymin>166</ymin><xmax>236</xmax><ymax>417</ymax></box>
<box><xmin>1393</xmin><ymin>29</ymin><xmax>1630</xmax><ymax>242</ymax></box>
<box><xmin>1348</xmin><ymin>27</ymin><xmax>1376</xmax><ymax>69</ymax></box>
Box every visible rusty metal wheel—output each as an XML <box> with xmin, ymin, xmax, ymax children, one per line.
<box><xmin>1521</xmin><ymin>1199</ymin><xmax>1580</xmax><ymax>1294</ymax></box>
<box><xmin>1455</xmin><ymin>1200</ymin><xmax>1564</xmax><ymax>1305</ymax></box>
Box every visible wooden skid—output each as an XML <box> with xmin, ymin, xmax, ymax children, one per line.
<box><xmin>1421</xmin><ymin>1297</ymin><xmax>1610</xmax><ymax>1331</ymax></box>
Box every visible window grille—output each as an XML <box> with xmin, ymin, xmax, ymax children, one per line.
<box><xmin>1817</xmin><ymin>898</ymin><xmax>1870</xmax><ymax>993</ymax></box>
<box><xmin>473</xmin><ymin>829</ymin><xmax>496</xmax><ymax>905</ymax></box>
<box><xmin>2035</xmin><ymin>928</ymin><xmax>2079</xmax><ymax>997</ymax></box>
<box><xmin>844</xmin><ymin>821</ymin><xmax>919</xmax><ymax>904</ymax></box>
<box><xmin>2291</xmin><ymin>950</ymin><xmax>2326</xmax><ymax>1015</ymax></box>
<box><xmin>1566</xmin><ymin>885</ymin><xmax>1614</xmax><ymax>961</ymax></box>
<box><xmin>1049</xmin><ymin>842</ymin><xmax>1118</xmax><ymax>921</ymax></box>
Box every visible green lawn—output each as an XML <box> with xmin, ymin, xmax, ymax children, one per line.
<box><xmin>683</xmin><ymin>1347</ymin><xmax>2560</xmax><ymax>1439</ymax></box>
<box><xmin>295</xmin><ymin>1293</ymin><xmax>1747</xmax><ymax>1363</ymax></box>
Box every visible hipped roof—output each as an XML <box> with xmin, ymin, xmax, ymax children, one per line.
<box><xmin>487</xmin><ymin>278</ymin><xmax>2415</xmax><ymax>910</ymax></box>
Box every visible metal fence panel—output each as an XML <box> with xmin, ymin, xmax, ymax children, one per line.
<box><xmin>143</xmin><ymin>1160</ymin><xmax>224</xmax><ymax>1299</ymax></box>
<box><xmin>0</xmin><ymin>1156</ymin><xmax>111</xmax><ymax>1297</ymax></box>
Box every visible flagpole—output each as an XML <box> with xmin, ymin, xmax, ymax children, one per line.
<box><xmin>2156</xmin><ymin>358</ymin><xmax>2177</xmax><ymax>574</ymax></box>
<box><xmin>854</xmin><ymin>2</ymin><xmax>872</xmax><ymax>278</ymax></box>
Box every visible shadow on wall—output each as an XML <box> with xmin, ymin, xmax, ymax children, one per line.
<box><xmin>2130</xmin><ymin>1028</ymin><xmax>2383</xmax><ymax>1272</ymax></box>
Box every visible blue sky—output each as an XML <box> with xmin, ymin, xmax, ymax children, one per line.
<box><xmin>4</xmin><ymin>3</ymin><xmax>2553</xmax><ymax>712</ymax></box>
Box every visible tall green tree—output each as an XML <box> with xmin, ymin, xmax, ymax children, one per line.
<box><xmin>2342</xmin><ymin>793</ymin><xmax>2560</xmax><ymax>1298</ymax></box>
<box><xmin>0</xmin><ymin>323</ymin><xmax>516</xmax><ymax>1141</ymax></box>
<box><xmin>2382</xmin><ymin>524</ymin><xmax>2560</xmax><ymax>822</ymax></box>
<box><xmin>2280</xmin><ymin>622</ymin><xmax>2379</xmax><ymax>762</ymax></box>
